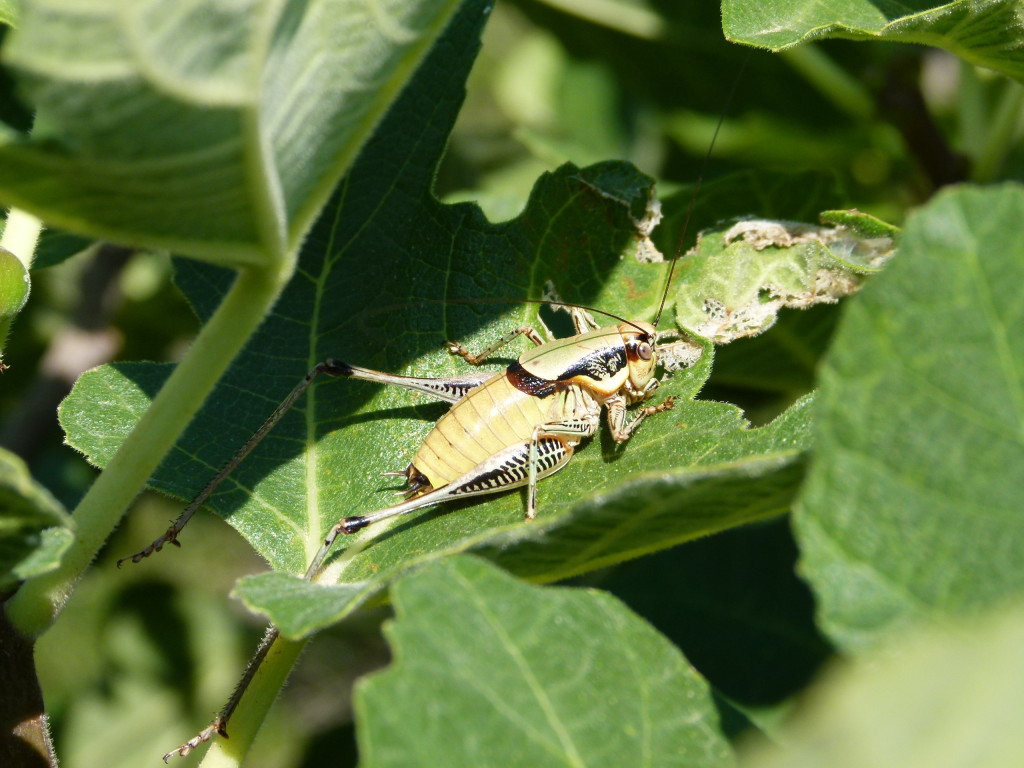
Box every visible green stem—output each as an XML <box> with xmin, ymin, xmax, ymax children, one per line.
<box><xmin>0</xmin><ymin>207</ymin><xmax>43</xmax><ymax>269</ymax></box>
<box><xmin>779</xmin><ymin>45</ymin><xmax>875</xmax><ymax>121</ymax></box>
<box><xmin>536</xmin><ymin>0</ymin><xmax>665</xmax><ymax>40</ymax></box>
<box><xmin>956</xmin><ymin>62</ymin><xmax>988</xmax><ymax>158</ymax></box>
<box><xmin>0</xmin><ymin>208</ymin><xmax>43</xmax><ymax>362</ymax></box>
<box><xmin>5</xmin><ymin>261</ymin><xmax>292</xmax><ymax>638</ymax></box>
<box><xmin>971</xmin><ymin>79</ymin><xmax>1024</xmax><ymax>183</ymax></box>
<box><xmin>199</xmin><ymin>635</ymin><xmax>308</xmax><ymax>768</ymax></box>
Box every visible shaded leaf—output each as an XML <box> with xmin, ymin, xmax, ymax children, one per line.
<box><xmin>795</xmin><ymin>183</ymin><xmax>1024</xmax><ymax>650</ymax></box>
<box><xmin>32</xmin><ymin>229</ymin><xmax>95</xmax><ymax>270</ymax></box>
<box><xmin>61</xmin><ymin>2</ymin><xmax>827</xmax><ymax>640</ymax></box>
<box><xmin>739</xmin><ymin>601</ymin><xmax>1024</xmax><ymax>768</ymax></box>
<box><xmin>605</xmin><ymin>517</ymin><xmax>833</xmax><ymax>710</ymax></box>
<box><xmin>0</xmin><ymin>446</ymin><xmax>73</xmax><ymax>590</ymax></box>
<box><xmin>355</xmin><ymin>555</ymin><xmax>735</xmax><ymax>768</ymax></box>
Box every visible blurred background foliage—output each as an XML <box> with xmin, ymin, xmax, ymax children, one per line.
<box><xmin>2</xmin><ymin>0</ymin><xmax>1022</xmax><ymax>765</ymax></box>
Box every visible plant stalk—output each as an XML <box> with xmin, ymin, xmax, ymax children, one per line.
<box><xmin>0</xmin><ymin>208</ymin><xmax>43</xmax><ymax>362</ymax></box>
<box><xmin>0</xmin><ymin>207</ymin><xmax>43</xmax><ymax>269</ymax></box>
<box><xmin>5</xmin><ymin>261</ymin><xmax>292</xmax><ymax>637</ymax></box>
<box><xmin>198</xmin><ymin>633</ymin><xmax>307</xmax><ymax>768</ymax></box>
<box><xmin>780</xmin><ymin>44</ymin><xmax>875</xmax><ymax>121</ymax></box>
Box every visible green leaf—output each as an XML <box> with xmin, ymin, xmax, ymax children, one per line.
<box><xmin>795</xmin><ymin>183</ymin><xmax>1024</xmax><ymax>650</ymax></box>
<box><xmin>739</xmin><ymin>601</ymin><xmax>1024</xmax><ymax>768</ymax></box>
<box><xmin>606</xmin><ymin>518</ymin><xmax>833</xmax><ymax>710</ymax></box>
<box><xmin>646</xmin><ymin>172</ymin><xmax>852</xmax><ymax>409</ymax></box>
<box><xmin>0</xmin><ymin>1</ymin><xmax>15</xmax><ymax>28</ymax></box>
<box><xmin>0</xmin><ymin>0</ymin><xmax>465</xmax><ymax>267</ymax></box>
<box><xmin>355</xmin><ymin>555</ymin><xmax>734</xmax><ymax>768</ymax></box>
<box><xmin>60</xmin><ymin>3</ymin><xmax>826</xmax><ymax>640</ymax></box>
<box><xmin>671</xmin><ymin>213</ymin><xmax>895</xmax><ymax>343</ymax></box>
<box><xmin>723</xmin><ymin>0</ymin><xmax>1024</xmax><ymax>84</ymax></box>
<box><xmin>0</xmin><ymin>446</ymin><xmax>74</xmax><ymax>590</ymax></box>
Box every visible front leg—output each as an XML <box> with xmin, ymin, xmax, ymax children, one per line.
<box><xmin>605</xmin><ymin>392</ymin><xmax>676</xmax><ymax>443</ymax></box>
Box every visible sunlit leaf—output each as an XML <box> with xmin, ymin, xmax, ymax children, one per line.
<box><xmin>0</xmin><ymin>0</ymin><xmax>465</xmax><ymax>267</ymax></box>
<box><xmin>795</xmin><ymin>183</ymin><xmax>1024</xmax><ymax>650</ymax></box>
<box><xmin>724</xmin><ymin>0</ymin><xmax>1024</xmax><ymax>83</ymax></box>
<box><xmin>356</xmin><ymin>556</ymin><xmax>734</xmax><ymax>768</ymax></box>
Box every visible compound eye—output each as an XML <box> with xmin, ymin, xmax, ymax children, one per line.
<box><xmin>637</xmin><ymin>341</ymin><xmax>653</xmax><ymax>361</ymax></box>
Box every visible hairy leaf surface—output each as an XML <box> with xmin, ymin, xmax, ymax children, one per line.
<box><xmin>59</xmin><ymin>0</ymin><xmax>837</xmax><ymax>640</ymax></box>
<box><xmin>0</xmin><ymin>0</ymin><xmax>463</xmax><ymax>266</ymax></box>
<box><xmin>356</xmin><ymin>556</ymin><xmax>735</xmax><ymax>768</ymax></box>
<box><xmin>796</xmin><ymin>184</ymin><xmax>1024</xmax><ymax>649</ymax></box>
<box><xmin>724</xmin><ymin>0</ymin><xmax>1024</xmax><ymax>83</ymax></box>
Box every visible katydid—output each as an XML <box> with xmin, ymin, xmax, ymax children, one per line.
<box><xmin>130</xmin><ymin>49</ymin><xmax>743</xmax><ymax>763</ymax></box>
<box><xmin>120</xmin><ymin>305</ymin><xmax>683</xmax><ymax>581</ymax></box>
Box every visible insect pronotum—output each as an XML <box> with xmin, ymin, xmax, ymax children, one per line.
<box><xmin>126</xmin><ymin>59</ymin><xmax>748</xmax><ymax>765</ymax></box>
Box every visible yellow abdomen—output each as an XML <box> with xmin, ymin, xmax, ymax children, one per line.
<box><xmin>412</xmin><ymin>373</ymin><xmax>555</xmax><ymax>489</ymax></box>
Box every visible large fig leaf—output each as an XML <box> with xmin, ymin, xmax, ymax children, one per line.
<box><xmin>59</xmin><ymin>0</ymin><xmax>850</xmax><ymax>640</ymax></box>
<box><xmin>0</xmin><ymin>0</ymin><xmax>464</xmax><ymax>267</ymax></box>
<box><xmin>795</xmin><ymin>183</ymin><xmax>1024</xmax><ymax>650</ymax></box>
<box><xmin>355</xmin><ymin>555</ymin><xmax>734</xmax><ymax>768</ymax></box>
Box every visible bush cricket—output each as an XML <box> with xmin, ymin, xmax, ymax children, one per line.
<box><xmin>121</xmin><ymin>56</ymin><xmax>743</xmax><ymax>765</ymax></box>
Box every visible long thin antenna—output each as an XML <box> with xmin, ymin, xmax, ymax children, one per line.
<box><xmin>450</xmin><ymin>297</ymin><xmax>650</xmax><ymax>334</ymax></box>
<box><xmin>362</xmin><ymin>297</ymin><xmax>654</xmax><ymax>336</ymax></box>
<box><xmin>653</xmin><ymin>51</ymin><xmax>753</xmax><ymax>329</ymax></box>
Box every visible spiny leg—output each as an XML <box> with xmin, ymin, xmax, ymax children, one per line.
<box><xmin>333</xmin><ymin>362</ymin><xmax>491</xmax><ymax>403</ymax></box>
<box><xmin>162</xmin><ymin>626</ymin><xmax>281</xmax><ymax>762</ymax></box>
<box><xmin>119</xmin><ymin>360</ymin><xmax>490</xmax><ymax>566</ymax></box>
<box><xmin>118</xmin><ymin>360</ymin><xmax>353</xmax><ymax>565</ymax></box>
<box><xmin>300</xmin><ymin>479</ymin><xmax>471</xmax><ymax>580</ymax></box>
<box><xmin>446</xmin><ymin>325</ymin><xmax>544</xmax><ymax>365</ymax></box>
<box><xmin>306</xmin><ymin>432</ymin><xmax>585</xmax><ymax>580</ymax></box>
